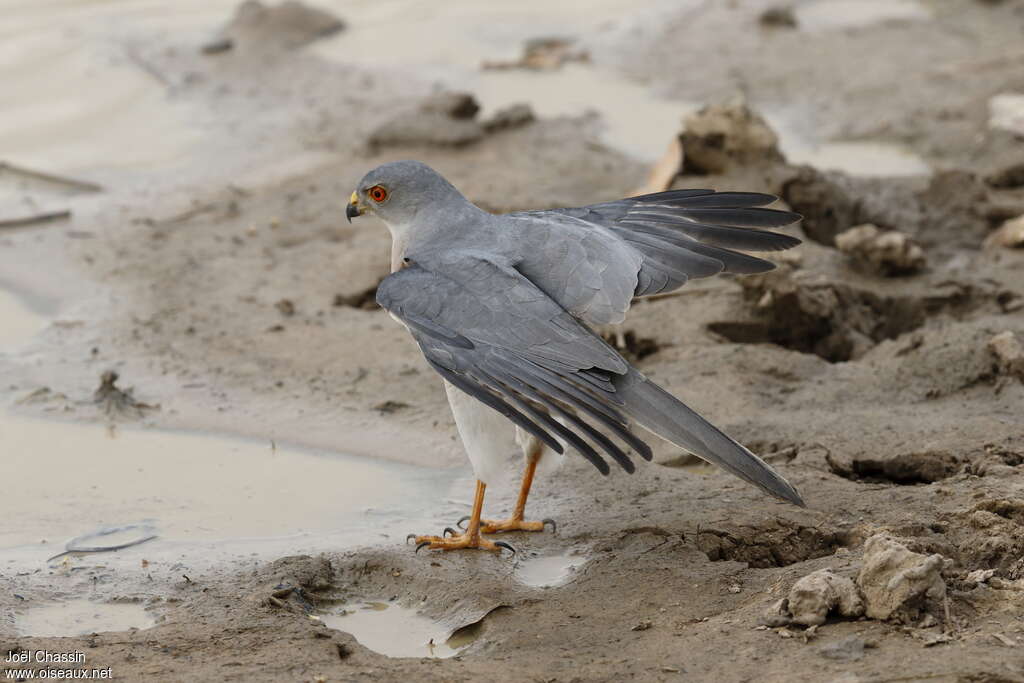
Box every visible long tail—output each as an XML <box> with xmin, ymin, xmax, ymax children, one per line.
<box><xmin>614</xmin><ymin>369</ymin><xmax>805</xmax><ymax>506</ymax></box>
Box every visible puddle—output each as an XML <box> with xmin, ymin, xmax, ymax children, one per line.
<box><xmin>4</xmin><ymin>0</ymin><xmax>931</xmax><ymax>172</ymax></box>
<box><xmin>473</xmin><ymin>65</ymin><xmax>697</xmax><ymax>162</ymax></box>
<box><xmin>15</xmin><ymin>599</ymin><xmax>155</xmax><ymax>637</ymax></box>
<box><xmin>312</xmin><ymin>0</ymin><xmax>672</xmax><ymax>70</ymax></box>
<box><xmin>768</xmin><ymin>114</ymin><xmax>931</xmax><ymax>178</ymax></box>
<box><xmin>322</xmin><ymin>601</ymin><xmax>477</xmax><ymax>659</ymax></box>
<box><xmin>782</xmin><ymin>139</ymin><xmax>930</xmax><ymax>177</ymax></box>
<box><xmin>0</xmin><ymin>413</ymin><xmax>460</xmax><ymax>565</ymax></box>
<box><xmin>0</xmin><ymin>2</ymin><xmax>209</xmax><ymax>174</ymax></box>
<box><xmin>0</xmin><ymin>287</ymin><xmax>48</xmax><ymax>348</ymax></box>
<box><xmin>311</xmin><ymin>0</ymin><xmax>691</xmax><ymax>161</ymax></box>
<box><xmin>796</xmin><ymin>0</ymin><xmax>931</xmax><ymax>32</ymax></box>
<box><xmin>515</xmin><ymin>552</ymin><xmax>585</xmax><ymax>588</ymax></box>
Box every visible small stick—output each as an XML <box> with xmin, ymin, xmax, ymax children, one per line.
<box><xmin>0</xmin><ymin>161</ymin><xmax>102</xmax><ymax>192</ymax></box>
<box><xmin>0</xmin><ymin>210</ymin><xmax>71</xmax><ymax>230</ymax></box>
<box><xmin>123</xmin><ymin>45</ymin><xmax>171</xmax><ymax>87</ymax></box>
<box><xmin>631</xmin><ymin>138</ymin><xmax>684</xmax><ymax>197</ymax></box>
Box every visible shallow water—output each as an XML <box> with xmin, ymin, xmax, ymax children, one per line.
<box><xmin>2</xmin><ymin>0</ymin><xmax>930</xmax><ymax>173</ymax></box>
<box><xmin>0</xmin><ymin>1</ymin><xmax>206</xmax><ymax>173</ymax></box>
<box><xmin>0</xmin><ymin>412</ymin><xmax>463</xmax><ymax>568</ymax></box>
<box><xmin>796</xmin><ymin>0</ymin><xmax>931</xmax><ymax>32</ymax></box>
<box><xmin>0</xmin><ymin>286</ymin><xmax>48</xmax><ymax>348</ymax></box>
<box><xmin>321</xmin><ymin>601</ymin><xmax>478</xmax><ymax>658</ymax></box>
<box><xmin>15</xmin><ymin>599</ymin><xmax>155</xmax><ymax>637</ymax></box>
<box><xmin>779</xmin><ymin>137</ymin><xmax>930</xmax><ymax>178</ymax></box>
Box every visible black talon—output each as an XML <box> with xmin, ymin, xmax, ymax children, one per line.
<box><xmin>406</xmin><ymin>533</ymin><xmax>417</xmax><ymax>544</ymax></box>
<box><xmin>494</xmin><ymin>541</ymin><xmax>516</xmax><ymax>556</ymax></box>
<box><xmin>542</xmin><ymin>518</ymin><xmax>557</xmax><ymax>533</ymax></box>
<box><xmin>443</xmin><ymin>527</ymin><xmax>458</xmax><ymax>538</ymax></box>
<box><xmin>456</xmin><ymin>515</ymin><xmax>471</xmax><ymax>530</ymax></box>
<box><xmin>415</xmin><ymin>541</ymin><xmax>432</xmax><ymax>553</ymax></box>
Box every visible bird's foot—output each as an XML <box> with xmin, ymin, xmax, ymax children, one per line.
<box><xmin>406</xmin><ymin>530</ymin><xmax>515</xmax><ymax>554</ymax></box>
<box><xmin>457</xmin><ymin>515</ymin><xmax>556</xmax><ymax>534</ymax></box>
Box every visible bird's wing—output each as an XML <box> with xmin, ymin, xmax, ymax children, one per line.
<box><xmin>377</xmin><ymin>251</ymin><xmax>804</xmax><ymax>505</ymax></box>
<box><xmin>377</xmin><ymin>252</ymin><xmax>651</xmax><ymax>476</ymax></box>
<box><xmin>511</xmin><ymin>189</ymin><xmax>801</xmax><ymax>321</ymax></box>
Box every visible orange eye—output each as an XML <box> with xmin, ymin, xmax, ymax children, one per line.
<box><xmin>368</xmin><ymin>185</ymin><xmax>388</xmax><ymax>203</ymax></box>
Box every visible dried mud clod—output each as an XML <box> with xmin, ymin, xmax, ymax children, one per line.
<box><xmin>707</xmin><ymin>267</ymin><xmax>928</xmax><ymax>362</ymax></box>
<box><xmin>482</xmin><ymin>104</ymin><xmax>536</xmax><ymax>133</ymax></box>
<box><xmin>696</xmin><ymin>519</ymin><xmax>849</xmax><ymax>568</ymax></box>
<box><xmin>368</xmin><ymin>92</ymin><xmax>535</xmax><ymax>149</ymax></box>
<box><xmin>482</xmin><ymin>36</ymin><xmax>589</xmax><ymax>71</ymax></box>
<box><xmin>679</xmin><ymin>97</ymin><xmax>784</xmax><ymax>175</ymax></box>
<box><xmin>369</xmin><ymin>92</ymin><xmax>485</xmax><ymax>148</ymax></box>
<box><xmin>826</xmin><ymin>449</ymin><xmax>960</xmax><ymax>485</ymax></box>
<box><xmin>949</xmin><ymin>500</ymin><xmax>1024</xmax><ymax>578</ymax></box>
<box><xmin>93</xmin><ymin>371</ymin><xmax>158</xmax><ymax>419</ymax></box>
<box><xmin>764</xmin><ymin>569</ymin><xmax>864</xmax><ymax>627</ymax></box>
<box><xmin>857</xmin><ymin>533</ymin><xmax>948</xmax><ymax>622</ymax></box>
<box><xmin>988</xmin><ymin>331</ymin><xmax>1024</xmax><ymax>380</ymax></box>
<box><xmin>259</xmin><ymin>555</ymin><xmax>337</xmax><ymax>613</ymax></box>
<box><xmin>986</xmin><ymin>161</ymin><xmax>1024</xmax><ymax>189</ymax></box>
<box><xmin>766</xmin><ymin>535</ymin><xmax>950</xmax><ymax>632</ymax></box>
<box><xmin>782</xmin><ymin>167</ymin><xmax>993</xmax><ymax>248</ymax></box>
<box><xmin>206</xmin><ymin>0</ymin><xmax>345</xmax><ymax>54</ymax></box>
<box><xmin>985</xmin><ymin>215</ymin><xmax>1024</xmax><ymax>249</ymax></box>
<box><xmin>835</xmin><ymin>224</ymin><xmax>926</xmax><ymax>276</ymax></box>
<box><xmin>759</xmin><ymin>6</ymin><xmax>798</xmax><ymax>28</ymax></box>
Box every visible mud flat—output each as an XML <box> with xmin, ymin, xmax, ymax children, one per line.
<box><xmin>3</xmin><ymin>1</ymin><xmax>1024</xmax><ymax>681</ymax></box>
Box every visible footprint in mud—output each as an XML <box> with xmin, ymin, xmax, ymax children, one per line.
<box><xmin>321</xmin><ymin>601</ymin><xmax>479</xmax><ymax>659</ymax></box>
<box><xmin>514</xmin><ymin>551</ymin><xmax>586</xmax><ymax>588</ymax></box>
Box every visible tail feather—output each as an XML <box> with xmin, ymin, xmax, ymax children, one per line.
<box><xmin>614</xmin><ymin>369</ymin><xmax>805</xmax><ymax>506</ymax></box>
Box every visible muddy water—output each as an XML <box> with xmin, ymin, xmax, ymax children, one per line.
<box><xmin>0</xmin><ymin>413</ymin><xmax>466</xmax><ymax>570</ymax></box>
<box><xmin>3</xmin><ymin>0</ymin><xmax>930</xmax><ymax>173</ymax></box>
<box><xmin>321</xmin><ymin>601</ymin><xmax>479</xmax><ymax>658</ymax></box>
<box><xmin>15</xmin><ymin>599</ymin><xmax>155</xmax><ymax>637</ymax></box>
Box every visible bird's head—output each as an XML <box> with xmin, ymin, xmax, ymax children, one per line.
<box><xmin>346</xmin><ymin>160</ymin><xmax>464</xmax><ymax>228</ymax></box>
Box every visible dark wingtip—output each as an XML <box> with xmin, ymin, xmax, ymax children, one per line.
<box><xmin>774</xmin><ymin>481</ymin><xmax>806</xmax><ymax>507</ymax></box>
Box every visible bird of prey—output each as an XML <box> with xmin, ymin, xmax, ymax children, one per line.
<box><xmin>346</xmin><ymin>160</ymin><xmax>804</xmax><ymax>553</ymax></box>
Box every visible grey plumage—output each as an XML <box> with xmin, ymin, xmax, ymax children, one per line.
<box><xmin>360</xmin><ymin>160</ymin><xmax>805</xmax><ymax>506</ymax></box>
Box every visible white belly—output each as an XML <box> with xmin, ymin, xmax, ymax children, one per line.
<box><xmin>444</xmin><ymin>380</ymin><xmax>517</xmax><ymax>485</ymax></box>
<box><xmin>443</xmin><ymin>380</ymin><xmax>565</xmax><ymax>486</ymax></box>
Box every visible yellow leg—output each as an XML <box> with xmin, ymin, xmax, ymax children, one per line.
<box><xmin>411</xmin><ymin>481</ymin><xmax>514</xmax><ymax>552</ymax></box>
<box><xmin>477</xmin><ymin>445</ymin><xmax>556</xmax><ymax>534</ymax></box>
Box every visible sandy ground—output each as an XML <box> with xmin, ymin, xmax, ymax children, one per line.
<box><xmin>2</xmin><ymin>0</ymin><xmax>1024</xmax><ymax>681</ymax></box>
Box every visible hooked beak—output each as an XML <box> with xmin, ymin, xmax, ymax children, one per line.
<box><xmin>346</xmin><ymin>191</ymin><xmax>364</xmax><ymax>223</ymax></box>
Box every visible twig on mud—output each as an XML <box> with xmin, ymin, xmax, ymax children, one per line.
<box><xmin>631</xmin><ymin>138</ymin><xmax>684</xmax><ymax>197</ymax></box>
<box><xmin>0</xmin><ymin>210</ymin><xmax>71</xmax><ymax>230</ymax></box>
<box><xmin>46</xmin><ymin>523</ymin><xmax>159</xmax><ymax>562</ymax></box>
<box><xmin>0</xmin><ymin>161</ymin><xmax>103</xmax><ymax>192</ymax></box>
<box><xmin>153</xmin><ymin>202</ymin><xmax>220</xmax><ymax>225</ymax></box>
<box><xmin>123</xmin><ymin>45</ymin><xmax>171</xmax><ymax>87</ymax></box>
